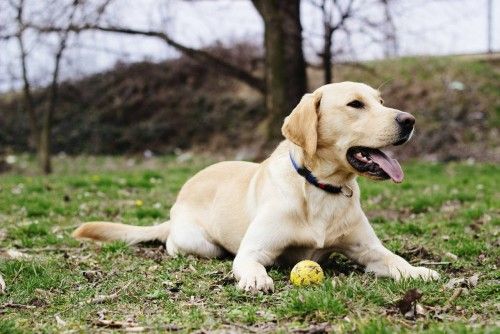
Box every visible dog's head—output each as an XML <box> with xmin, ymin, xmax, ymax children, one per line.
<box><xmin>282</xmin><ymin>82</ymin><xmax>414</xmax><ymax>183</ymax></box>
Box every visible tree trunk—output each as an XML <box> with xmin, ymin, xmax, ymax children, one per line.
<box><xmin>39</xmin><ymin>124</ymin><xmax>51</xmax><ymax>174</ymax></box>
<box><xmin>39</xmin><ymin>76</ymin><xmax>56</xmax><ymax>174</ymax></box>
<box><xmin>323</xmin><ymin>26</ymin><xmax>334</xmax><ymax>84</ymax></box>
<box><xmin>40</xmin><ymin>37</ymin><xmax>66</xmax><ymax>175</ymax></box>
<box><xmin>252</xmin><ymin>0</ymin><xmax>307</xmax><ymax>141</ymax></box>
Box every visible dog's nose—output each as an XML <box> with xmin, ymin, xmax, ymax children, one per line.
<box><xmin>396</xmin><ymin>112</ymin><xmax>415</xmax><ymax>131</ymax></box>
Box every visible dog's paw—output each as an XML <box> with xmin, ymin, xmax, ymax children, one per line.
<box><xmin>392</xmin><ymin>266</ymin><xmax>440</xmax><ymax>281</ymax></box>
<box><xmin>237</xmin><ymin>274</ymin><xmax>274</xmax><ymax>293</ymax></box>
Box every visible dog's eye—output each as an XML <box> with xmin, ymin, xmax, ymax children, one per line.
<box><xmin>347</xmin><ymin>100</ymin><xmax>364</xmax><ymax>109</ymax></box>
<box><xmin>380</xmin><ymin>99</ymin><xmax>384</xmax><ymax>105</ymax></box>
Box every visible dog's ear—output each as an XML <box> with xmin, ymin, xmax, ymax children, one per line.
<box><xmin>281</xmin><ymin>91</ymin><xmax>322</xmax><ymax>157</ymax></box>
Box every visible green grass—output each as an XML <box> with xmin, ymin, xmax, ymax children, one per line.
<box><xmin>0</xmin><ymin>155</ymin><xmax>499</xmax><ymax>333</ymax></box>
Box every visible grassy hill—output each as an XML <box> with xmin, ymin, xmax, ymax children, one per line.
<box><xmin>0</xmin><ymin>53</ymin><xmax>498</xmax><ymax>161</ymax></box>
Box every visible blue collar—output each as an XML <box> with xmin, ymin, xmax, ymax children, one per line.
<box><xmin>289</xmin><ymin>153</ymin><xmax>352</xmax><ymax>196</ymax></box>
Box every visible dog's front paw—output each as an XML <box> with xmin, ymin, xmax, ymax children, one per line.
<box><xmin>237</xmin><ymin>274</ymin><xmax>274</xmax><ymax>293</ymax></box>
<box><xmin>393</xmin><ymin>266</ymin><xmax>440</xmax><ymax>281</ymax></box>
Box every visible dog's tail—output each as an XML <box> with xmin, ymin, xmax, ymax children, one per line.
<box><xmin>72</xmin><ymin>221</ymin><xmax>170</xmax><ymax>245</ymax></box>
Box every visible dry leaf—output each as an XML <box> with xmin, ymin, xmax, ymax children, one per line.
<box><xmin>415</xmin><ymin>304</ymin><xmax>426</xmax><ymax>316</ymax></box>
<box><xmin>97</xmin><ymin>309</ymin><xmax>107</xmax><ymax>320</ymax></box>
<box><xmin>0</xmin><ymin>249</ymin><xmax>31</xmax><ymax>259</ymax></box>
<box><xmin>468</xmin><ymin>274</ymin><xmax>479</xmax><ymax>287</ymax></box>
<box><xmin>147</xmin><ymin>265</ymin><xmax>159</xmax><ymax>272</ymax></box>
<box><xmin>0</xmin><ymin>274</ymin><xmax>5</xmax><ymax>294</ymax></box>
<box><xmin>162</xmin><ymin>281</ymin><xmax>181</xmax><ymax>293</ymax></box>
<box><xmin>55</xmin><ymin>314</ymin><xmax>67</xmax><ymax>327</ymax></box>
<box><xmin>83</xmin><ymin>270</ymin><xmax>104</xmax><ymax>283</ymax></box>
<box><xmin>404</xmin><ymin>303</ymin><xmax>426</xmax><ymax>319</ymax></box>
<box><xmin>444</xmin><ymin>252</ymin><xmax>458</xmax><ymax>261</ymax></box>
<box><xmin>444</xmin><ymin>277</ymin><xmax>466</xmax><ymax>290</ymax></box>
<box><xmin>85</xmin><ymin>293</ymin><xmax>119</xmax><ymax>305</ymax></box>
<box><xmin>395</xmin><ymin>288</ymin><xmax>423</xmax><ymax>318</ymax></box>
<box><xmin>444</xmin><ymin>274</ymin><xmax>480</xmax><ymax>290</ymax></box>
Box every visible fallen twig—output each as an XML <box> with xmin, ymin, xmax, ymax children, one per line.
<box><xmin>222</xmin><ymin>322</ymin><xmax>257</xmax><ymax>333</ymax></box>
<box><xmin>127</xmin><ymin>325</ymin><xmax>181</xmax><ymax>332</ymax></box>
<box><xmin>394</xmin><ymin>318</ymin><xmax>414</xmax><ymax>329</ymax></box>
<box><xmin>94</xmin><ymin>319</ymin><xmax>138</xmax><ymax>329</ymax></box>
<box><xmin>14</xmin><ymin>246</ymin><xmax>82</xmax><ymax>253</ymax></box>
<box><xmin>55</xmin><ymin>314</ymin><xmax>67</xmax><ymax>327</ymax></box>
<box><xmin>418</xmin><ymin>261</ymin><xmax>451</xmax><ymax>265</ymax></box>
<box><xmin>447</xmin><ymin>287</ymin><xmax>464</xmax><ymax>304</ymax></box>
<box><xmin>81</xmin><ymin>281</ymin><xmax>132</xmax><ymax>305</ymax></box>
<box><xmin>440</xmin><ymin>287</ymin><xmax>465</xmax><ymax>313</ymax></box>
<box><xmin>1</xmin><ymin>302</ymin><xmax>36</xmax><ymax>309</ymax></box>
<box><xmin>87</xmin><ymin>292</ymin><xmax>119</xmax><ymax>304</ymax></box>
<box><xmin>93</xmin><ymin>319</ymin><xmax>180</xmax><ymax>332</ymax></box>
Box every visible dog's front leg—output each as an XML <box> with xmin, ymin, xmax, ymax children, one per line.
<box><xmin>233</xmin><ymin>249</ymin><xmax>275</xmax><ymax>292</ymax></box>
<box><xmin>232</xmin><ymin>214</ymin><xmax>287</xmax><ymax>292</ymax></box>
<box><xmin>336</xmin><ymin>215</ymin><xmax>439</xmax><ymax>281</ymax></box>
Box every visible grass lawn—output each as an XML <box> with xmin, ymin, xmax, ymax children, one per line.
<box><xmin>0</xmin><ymin>155</ymin><xmax>498</xmax><ymax>333</ymax></box>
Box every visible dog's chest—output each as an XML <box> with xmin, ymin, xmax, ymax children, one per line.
<box><xmin>300</xmin><ymin>192</ymin><xmax>352</xmax><ymax>249</ymax></box>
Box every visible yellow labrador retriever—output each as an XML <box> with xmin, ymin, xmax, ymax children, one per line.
<box><xmin>73</xmin><ymin>82</ymin><xmax>439</xmax><ymax>292</ymax></box>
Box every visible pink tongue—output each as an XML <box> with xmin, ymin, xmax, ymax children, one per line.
<box><xmin>369</xmin><ymin>150</ymin><xmax>404</xmax><ymax>183</ymax></box>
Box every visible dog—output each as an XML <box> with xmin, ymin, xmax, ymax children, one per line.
<box><xmin>73</xmin><ymin>82</ymin><xmax>439</xmax><ymax>292</ymax></box>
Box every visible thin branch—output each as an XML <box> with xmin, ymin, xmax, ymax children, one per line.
<box><xmin>13</xmin><ymin>0</ymin><xmax>40</xmax><ymax>148</ymax></box>
<box><xmin>380</xmin><ymin>0</ymin><xmax>398</xmax><ymax>56</ymax></box>
<box><xmin>331</xmin><ymin>0</ymin><xmax>355</xmax><ymax>32</ymax></box>
<box><xmin>0</xmin><ymin>33</ymin><xmax>16</xmax><ymax>40</ymax></box>
<box><xmin>30</xmin><ymin>24</ymin><xmax>266</xmax><ymax>93</ymax></box>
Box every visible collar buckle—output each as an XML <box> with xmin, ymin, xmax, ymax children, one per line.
<box><xmin>340</xmin><ymin>185</ymin><xmax>353</xmax><ymax>198</ymax></box>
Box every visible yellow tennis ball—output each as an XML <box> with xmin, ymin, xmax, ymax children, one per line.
<box><xmin>290</xmin><ymin>260</ymin><xmax>325</xmax><ymax>286</ymax></box>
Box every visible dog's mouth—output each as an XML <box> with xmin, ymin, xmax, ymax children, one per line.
<box><xmin>346</xmin><ymin>146</ymin><xmax>404</xmax><ymax>183</ymax></box>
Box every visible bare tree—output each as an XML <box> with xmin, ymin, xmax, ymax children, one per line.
<box><xmin>312</xmin><ymin>0</ymin><xmax>355</xmax><ymax>84</ymax></box>
<box><xmin>39</xmin><ymin>1</ymin><xmax>81</xmax><ymax>174</ymax></box>
<box><xmin>35</xmin><ymin>0</ymin><xmax>308</xmax><ymax>142</ymax></box>
<box><xmin>353</xmin><ymin>1</ymin><xmax>399</xmax><ymax>58</ymax></box>
<box><xmin>11</xmin><ymin>0</ymin><xmax>39</xmax><ymax>152</ymax></box>
<box><xmin>10</xmin><ymin>0</ymin><xmax>85</xmax><ymax>173</ymax></box>
<box><xmin>380</xmin><ymin>0</ymin><xmax>398</xmax><ymax>57</ymax></box>
<box><xmin>312</xmin><ymin>0</ymin><xmax>399</xmax><ymax>84</ymax></box>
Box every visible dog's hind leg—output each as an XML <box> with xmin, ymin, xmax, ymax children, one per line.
<box><xmin>166</xmin><ymin>219</ymin><xmax>225</xmax><ymax>259</ymax></box>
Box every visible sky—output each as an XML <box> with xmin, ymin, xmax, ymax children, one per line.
<box><xmin>0</xmin><ymin>0</ymin><xmax>498</xmax><ymax>91</ymax></box>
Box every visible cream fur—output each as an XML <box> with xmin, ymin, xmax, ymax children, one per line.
<box><xmin>73</xmin><ymin>82</ymin><xmax>439</xmax><ymax>292</ymax></box>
